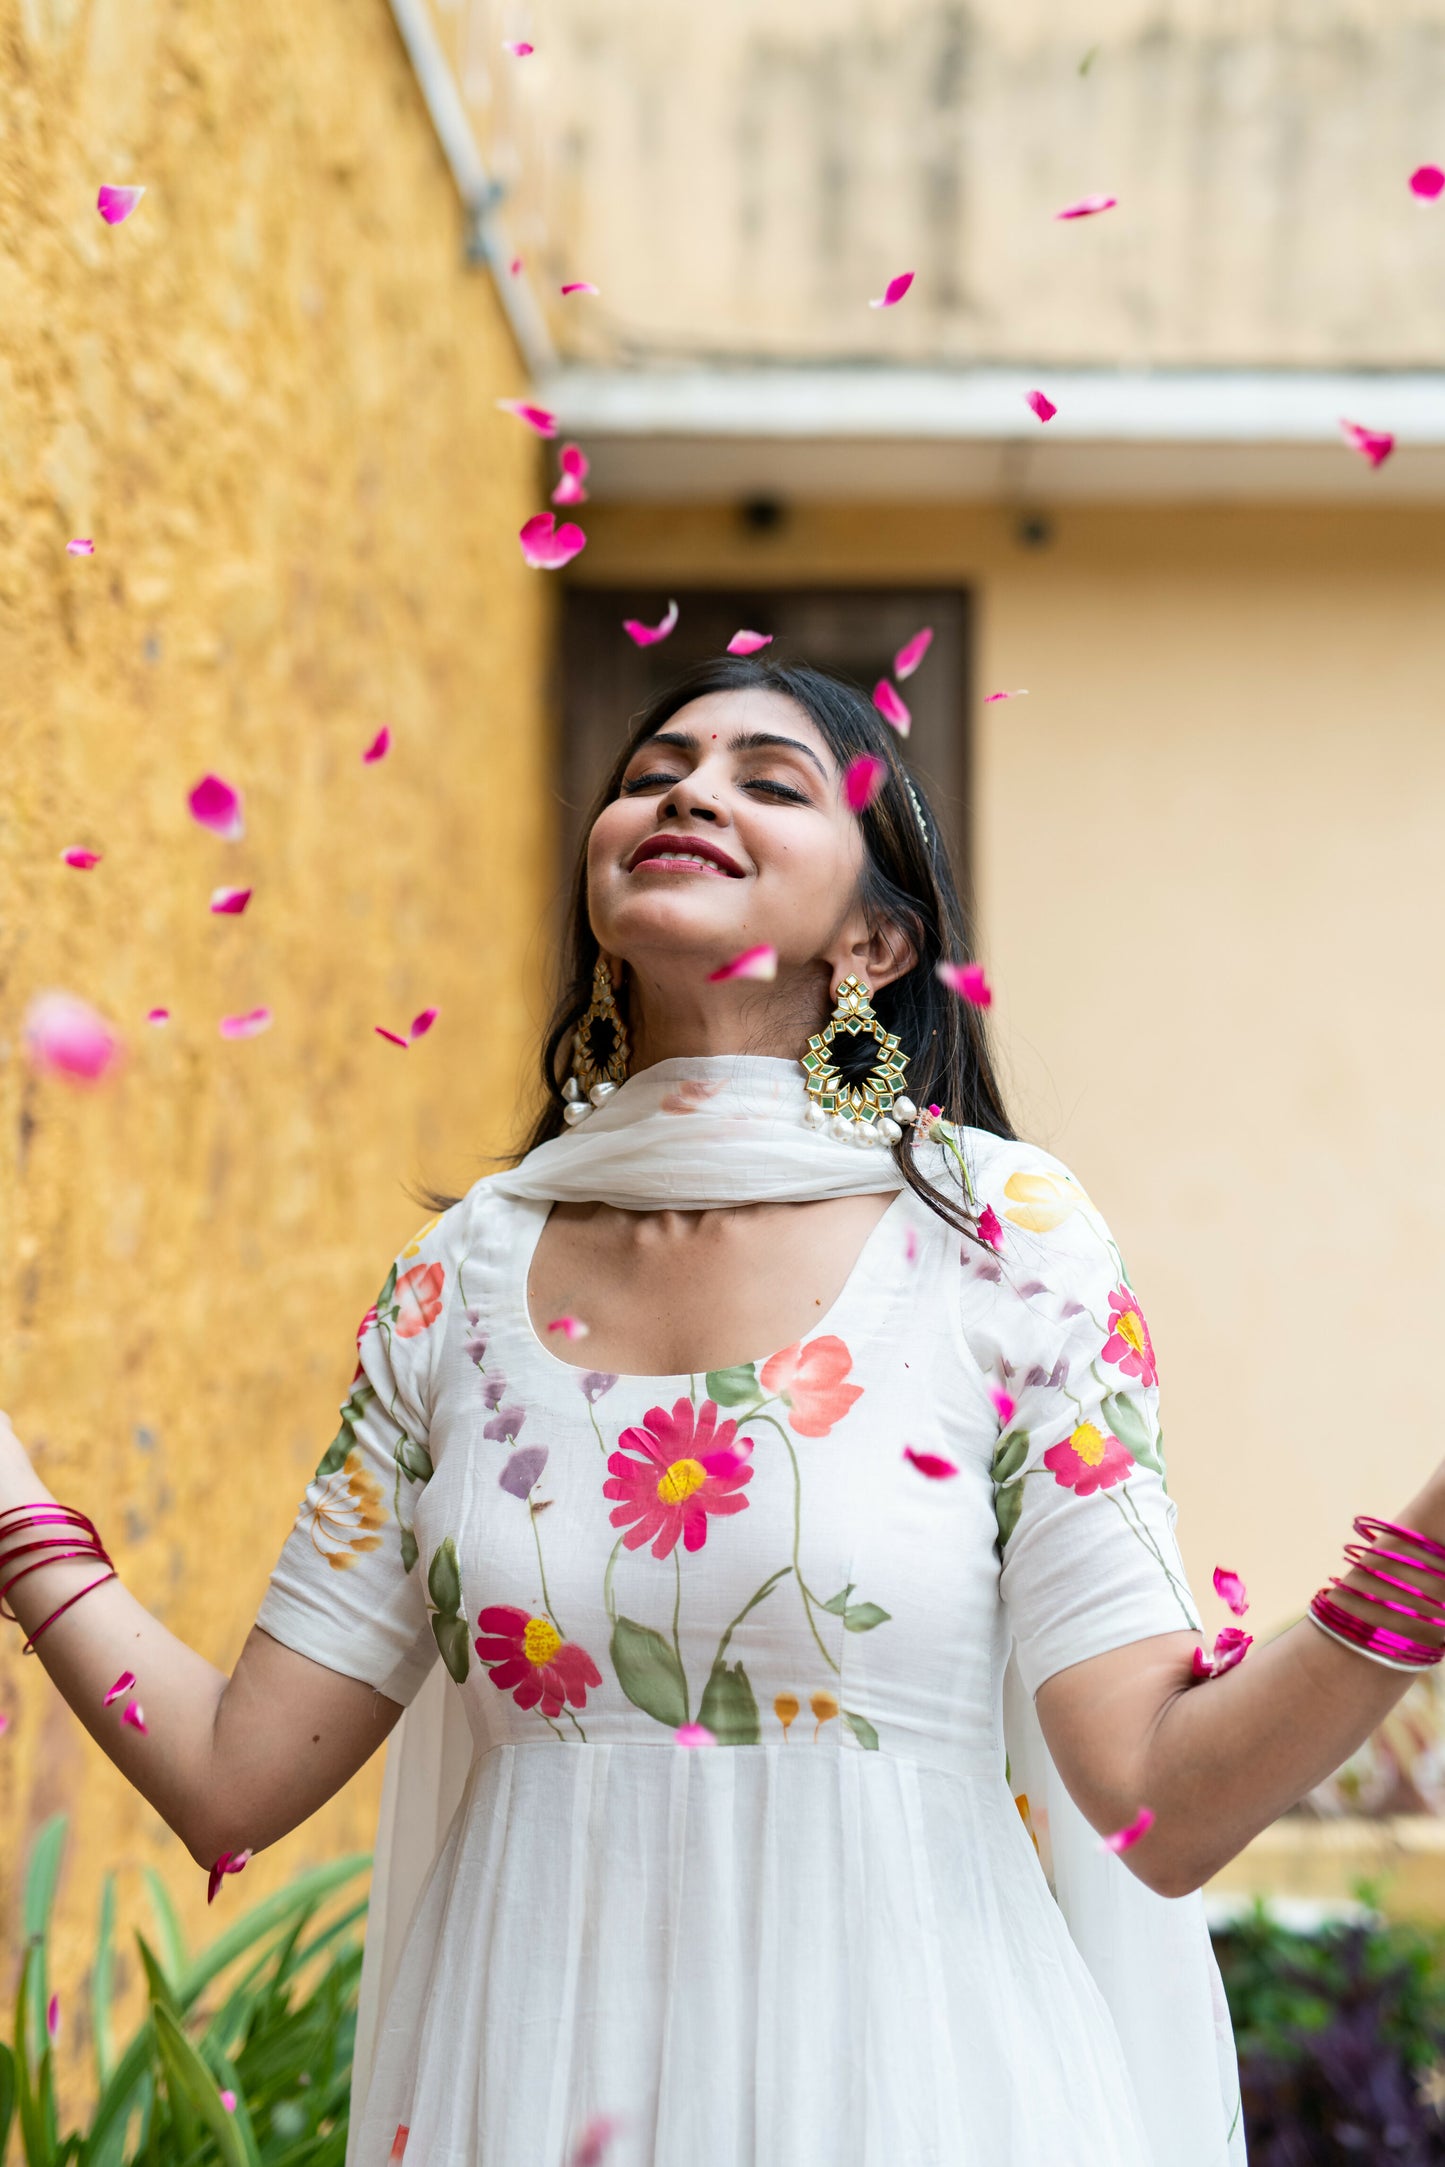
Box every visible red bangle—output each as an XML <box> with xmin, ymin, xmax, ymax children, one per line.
<box><xmin>1310</xmin><ymin>1587</ymin><xmax>1442</xmax><ymax>1668</ymax></box>
<box><xmin>0</xmin><ymin>1541</ymin><xmax>111</xmax><ymax>1618</ymax></box>
<box><xmin>1354</xmin><ymin>1515</ymin><xmax>1445</xmax><ymax>1567</ymax></box>
<box><xmin>0</xmin><ymin>1502</ymin><xmax>114</xmax><ymax>1647</ymax></box>
<box><xmin>22</xmin><ymin>1567</ymin><xmax>117</xmax><ymax>1654</ymax></box>
<box><xmin>1325</xmin><ymin>1572</ymin><xmax>1445</xmax><ymax>1630</ymax></box>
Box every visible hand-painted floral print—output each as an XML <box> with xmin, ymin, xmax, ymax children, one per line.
<box><xmin>358</xmin><ymin>1233</ymin><xmax>449</xmax><ymax>1572</ymax></box>
<box><xmin>305</xmin><ymin>1448</ymin><xmax>387</xmax><ymax>1569</ymax></box>
<box><xmin>758</xmin><ymin>1335</ymin><xmax>863</xmax><ymax>1436</ymax></box>
<box><xmin>604</xmin><ymin>1398</ymin><xmax>754</xmax><ymax>1558</ymax></box>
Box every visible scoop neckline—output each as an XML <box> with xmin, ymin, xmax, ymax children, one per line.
<box><xmin>508</xmin><ymin>1190</ymin><xmax>911</xmax><ymax>1387</ymax></box>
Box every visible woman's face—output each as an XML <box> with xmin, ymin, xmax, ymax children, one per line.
<box><xmin>587</xmin><ymin>688</ymin><xmax>870</xmax><ymax>981</ymax></box>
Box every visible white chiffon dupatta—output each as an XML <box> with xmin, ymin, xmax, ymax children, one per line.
<box><xmin>346</xmin><ymin>1058</ymin><xmax>1246</xmax><ymax>2167</ymax></box>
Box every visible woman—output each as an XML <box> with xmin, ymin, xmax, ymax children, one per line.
<box><xmin>5</xmin><ymin>655</ymin><xmax>1445</xmax><ymax>2167</ymax></box>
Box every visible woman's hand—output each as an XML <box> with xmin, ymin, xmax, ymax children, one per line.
<box><xmin>0</xmin><ymin>1408</ymin><xmax>401</xmax><ymax>1868</ymax></box>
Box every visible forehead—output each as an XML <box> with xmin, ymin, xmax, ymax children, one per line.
<box><xmin>640</xmin><ymin>686</ymin><xmax>832</xmax><ymax>759</ymax></box>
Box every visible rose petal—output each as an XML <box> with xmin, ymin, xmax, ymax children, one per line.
<box><xmin>983</xmin><ymin>689</ymin><xmax>1028</xmax><ymax>703</ymax></box>
<box><xmin>904</xmin><ymin>1227</ymin><xmax>919</xmax><ymax>1265</ymax></box>
<box><xmin>1409</xmin><ymin>165</ymin><xmax>1445</xmax><ymax>201</ymax></box>
<box><xmin>571</xmin><ymin>2115</ymin><xmax>626</xmax><ymax>2167</ymax></box>
<box><xmin>503</xmin><ymin>40</ymin><xmax>534</xmax><ymax>56</ymax></box>
<box><xmin>409</xmin><ymin>1007</ymin><xmax>438</xmax><ymax>1040</ymax></box>
<box><xmin>976</xmin><ymin>1203</ymin><xmax>1004</xmax><ymax>1252</ymax></box>
<box><xmin>1056</xmin><ymin>193</ymin><xmax>1117</xmax><ymax>219</ymax></box>
<box><xmin>936</xmin><ymin>960</ymin><xmax>992</xmax><ymax>1008</ymax></box>
<box><xmin>674</xmin><ymin>1722</ymin><xmax>716</xmax><ymax>1748</ymax></box>
<box><xmin>1340</xmin><ymin>417</ymin><xmax>1395</xmax><ymax>468</ymax></box>
<box><xmin>103</xmin><ymin>1670</ymin><xmax>137</xmax><ymax>1707</ymax></box>
<box><xmin>219</xmin><ymin>1007</ymin><xmax>272</xmax><ymax>1040</ymax></box>
<box><xmin>209</xmin><ymin>886</ymin><xmax>252</xmax><ymax>915</ymax></box>
<box><xmin>707</xmin><ymin>944</ymin><xmax>778</xmax><ymax>983</ymax></box>
<box><xmin>146</xmin><ymin>1007</ymin><xmax>170</xmax><ymax>1026</ymax></box>
<box><xmin>187</xmin><ymin>773</ymin><xmax>244</xmax><ymax>841</ymax></box>
<box><xmin>509</xmin><ymin>256</ymin><xmax>524</xmax><ymax>276</ymax></box>
<box><xmin>519</xmin><ymin>513</ymin><xmax>587</xmax><ymax>570</ymax></box>
<box><xmin>66</xmin><ymin>538</ymin><xmax>95</xmax><ymax>556</ymax></box>
<box><xmin>727</xmin><ymin>629</ymin><xmax>772</xmax><ymax>654</ymax></box>
<box><xmin>869</xmin><ymin>270</ymin><xmax>914</xmax><ymax>308</ymax></box>
<box><xmin>552</xmin><ymin>444</ymin><xmax>590</xmax><ymax>505</ymax></box>
<box><xmin>560</xmin><ymin>281</ymin><xmax>600</xmax><ymax>296</ymax></box>
<box><xmin>872</xmin><ymin>680</ymin><xmax>911</xmax><ymax>735</ymax></box>
<box><xmin>220</xmin><ymin>2091</ymin><xmax>237</xmax><ymax>2113</ymax></box>
<box><xmin>0</xmin><ymin>1713</ymin><xmax>9</xmax><ymax>1736</ymax></box>
<box><xmin>1213</xmin><ymin>1566</ymin><xmax>1249</xmax><ymax>1617</ymax></box>
<box><xmin>1101</xmin><ymin>1805</ymin><xmax>1155</xmax><ymax>1853</ymax></box>
<box><xmin>903</xmin><ymin>1446</ymin><xmax>959</xmax><ymax>1480</ymax></box>
<box><xmin>1024</xmin><ymin>388</ymin><xmax>1058</xmax><ymax>424</ymax></box>
<box><xmin>988</xmin><ymin>1386</ymin><xmax>1016</xmax><ymax>1428</ymax></box>
<box><xmin>623</xmin><ymin>599</ymin><xmax>679</xmax><ymax>647</ymax></box>
<box><xmin>843</xmin><ymin>754</ymin><xmax>886</xmax><ymax>814</ymax></box>
<box><xmin>24</xmin><ymin>992</ymin><xmax>125</xmax><ymax>1083</ymax></box>
<box><xmin>97</xmin><ymin>185</ymin><xmax>145</xmax><ymax>224</ymax></box>
<box><xmin>894</xmin><ymin>626</ymin><xmax>933</xmax><ymax>679</ymax></box>
<box><xmin>374</xmin><ymin>1026</ymin><xmax>408</xmax><ymax>1048</ymax></box>
<box><xmin>363</xmin><ymin>725</ymin><xmax>391</xmax><ymax>763</ymax></box>
<box><xmin>495</xmin><ymin>398</ymin><xmax>557</xmax><ymax>437</ymax></box>
<box><xmin>388</xmin><ymin>2128</ymin><xmax>410</xmax><ymax>2167</ymax></box>
<box><xmin>547</xmin><ymin>1315</ymin><xmax>590</xmax><ymax>1340</ymax></box>
<box><xmin>61</xmin><ymin>847</ymin><xmax>102</xmax><ymax>868</ymax></box>
<box><xmin>121</xmin><ymin>1699</ymin><xmax>147</xmax><ymax>1733</ymax></box>
<box><xmin>46</xmin><ymin>1994</ymin><xmax>59</xmax><ymax>2042</ymax></box>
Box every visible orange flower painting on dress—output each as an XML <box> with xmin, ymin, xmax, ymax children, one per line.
<box><xmin>394</xmin><ymin>1261</ymin><xmax>445</xmax><ymax>1338</ymax></box>
<box><xmin>306</xmin><ymin>1448</ymin><xmax>388</xmax><ymax>1570</ymax></box>
<box><xmin>760</xmin><ymin>1336</ymin><xmax>863</xmax><ymax>1437</ymax></box>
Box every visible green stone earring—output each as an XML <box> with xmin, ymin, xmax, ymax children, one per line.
<box><xmin>800</xmin><ymin>976</ymin><xmax>916</xmax><ymax>1147</ymax></box>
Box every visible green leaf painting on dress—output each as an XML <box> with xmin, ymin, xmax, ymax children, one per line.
<box><xmin>1100</xmin><ymin>1391</ymin><xmax>1163</xmax><ymax>1476</ymax></box>
<box><xmin>313</xmin><ymin>1381</ymin><xmax>376</xmax><ymax>1481</ymax></box>
<box><xmin>991</xmin><ymin>1430</ymin><xmax>1029</xmax><ymax>1485</ymax></box>
<box><xmin>697</xmin><ymin>1657</ymin><xmax>761</xmax><ymax>1743</ymax></box>
<box><xmin>427</xmin><ymin>1538</ymin><xmax>469</xmax><ymax>1682</ymax></box>
<box><xmin>705</xmin><ymin>1364</ymin><xmax>762</xmax><ymax>1408</ymax></box>
<box><xmin>842</xmin><ymin>1601</ymin><xmax>891</xmax><ymax>1633</ymax></box>
<box><xmin>395</xmin><ymin>1432</ymin><xmax>434</xmax><ymax>1484</ymax></box>
<box><xmin>842</xmin><ymin>1707</ymin><xmax>880</xmax><ymax>1751</ymax></box>
<box><xmin>610</xmin><ymin>1615</ymin><xmax>690</xmax><ymax>1729</ymax></box>
<box><xmin>819</xmin><ymin>1583</ymin><xmax>855</xmax><ymax>1616</ymax></box>
<box><xmin>994</xmin><ymin>1480</ymin><xmax>1024</xmax><ymax>1549</ymax></box>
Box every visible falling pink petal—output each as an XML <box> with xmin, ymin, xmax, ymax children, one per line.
<box><xmin>894</xmin><ymin>626</ymin><xmax>933</xmax><ymax>680</ymax></box>
<box><xmin>363</xmin><ymin>726</ymin><xmax>391</xmax><ymax>763</ymax></box>
<box><xmin>903</xmin><ymin>1227</ymin><xmax>919</xmax><ymax>1265</ymax></box>
<box><xmin>61</xmin><ymin>847</ymin><xmax>102</xmax><ymax>869</ymax></box>
<box><xmin>936</xmin><ymin>959</ymin><xmax>992</xmax><ymax>1008</ymax></box>
<box><xmin>97</xmin><ymin>184</ymin><xmax>145</xmax><ymax>224</ymax></box>
<box><xmin>983</xmin><ymin>688</ymin><xmax>1028</xmax><ymax>703</ymax></box>
<box><xmin>24</xmin><ymin>992</ymin><xmax>124</xmax><ymax>1084</ymax></box>
<box><xmin>1102</xmin><ymin>1805</ymin><xmax>1155</xmax><ymax>1854</ymax></box>
<box><xmin>1213</xmin><ymin>1566</ymin><xmax>1249</xmax><ymax>1617</ymax></box>
<box><xmin>0</xmin><ymin>1713</ymin><xmax>10</xmax><ymax>1735</ymax></box>
<box><xmin>495</xmin><ymin>398</ymin><xmax>557</xmax><ymax>437</ymax></box>
<box><xmin>121</xmin><ymin>1699</ymin><xmax>147</xmax><ymax>1733</ymax></box>
<box><xmin>219</xmin><ymin>1007</ymin><xmax>272</xmax><ymax>1040</ymax></box>
<box><xmin>146</xmin><ymin>1007</ymin><xmax>170</xmax><ymax>1026</ymax></box>
<box><xmin>206</xmin><ymin>1848</ymin><xmax>252</xmax><ymax>1904</ymax></box>
<box><xmin>674</xmin><ymin>1722</ymin><xmax>715</xmax><ymax>1748</ymax></box>
<box><xmin>1024</xmin><ymin>388</ymin><xmax>1058</xmax><ymax>424</ymax></box>
<box><xmin>560</xmin><ymin>281</ymin><xmax>600</xmax><ymax>296</ymax></box>
<box><xmin>547</xmin><ymin>1316</ymin><xmax>590</xmax><ymax>1340</ymax></box>
<box><xmin>66</xmin><ymin>538</ymin><xmax>95</xmax><ymax>556</ymax></box>
<box><xmin>707</xmin><ymin>944</ymin><xmax>778</xmax><ymax>983</ymax></box>
<box><xmin>220</xmin><ymin>2091</ymin><xmax>237</xmax><ymax>2113</ymax></box>
<box><xmin>187</xmin><ymin>773</ymin><xmax>244</xmax><ymax>841</ymax></box>
<box><xmin>209</xmin><ymin>886</ymin><xmax>252</xmax><ymax>915</ymax></box>
<box><xmin>374</xmin><ymin>1026</ymin><xmax>409</xmax><ymax>1048</ymax></box>
<box><xmin>519</xmin><ymin>512</ymin><xmax>586</xmax><ymax>570</ymax></box>
<box><xmin>727</xmin><ymin>629</ymin><xmax>772</xmax><ymax>655</ymax></box>
<box><xmin>571</xmin><ymin>2114</ymin><xmax>626</xmax><ymax>2167</ymax></box>
<box><xmin>872</xmin><ymin>680</ymin><xmax>911</xmax><ymax>736</ymax></box>
<box><xmin>623</xmin><ymin>599</ymin><xmax>679</xmax><ymax>647</ymax></box>
<box><xmin>988</xmin><ymin>1386</ymin><xmax>1016</xmax><ymax>1427</ymax></box>
<box><xmin>843</xmin><ymin>754</ymin><xmax>886</xmax><ymax>814</ymax></box>
<box><xmin>552</xmin><ymin>444</ymin><xmax>590</xmax><ymax>505</ymax></box>
<box><xmin>103</xmin><ymin>1671</ymin><xmax>137</xmax><ymax>1707</ymax></box>
<box><xmin>509</xmin><ymin>256</ymin><xmax>524</xmax><ymax>276</ymax></box>
<box><xmin>976</xmin><ymin>1203</ymin><xmax>1004</xmax><ymax>1252</ymax></box>
<box><xmin>388</xmin><ymin>2129</ymin><xmax>410</xmax><ymax>2167</ymax></box>
<box><xmin>1056</xmin><ymin>193</ymin><xmax>1118</xmax><ymax>220</ymax></box>
<box><xmin>1193</xmin><ymin>1626</ymin><xmax>1253</xmax><ymax>1680</ymax></box>
<box><xmin>1340</xmin><ymin>417</ymin><xmax>1395</xmax><ymax>469</ymax></box>
<box><xmin>409</xmin><ymin>1007</ymin><xmax>438</xmax><ymax>1041</ymax></box>
<box><xmin>1409</xmin><ymin>165</ymin><xmax>1445</xmax><ymax>201</ymax></box>
<box><xmin>869</xmin><ymin>270</ymin><xmax>914</xmax><ymax>309</ymax></box>
<box><xmin>46</xmin><ymin>1994</ymin><xmax>59</xmax><ymax>2042</ymax></box>
<box><xmin>503</xmin><ymin>40</ymin><xmax>534</xmax><ymax>56</ymax></box>
<box><xmin>904</xmin><ymin>1446</ymin><xmax>959</xmax><ymax>1481</ymax></box>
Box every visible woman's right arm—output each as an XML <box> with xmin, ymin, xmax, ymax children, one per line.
<box><xmin>0</xmin><ymin>1412</ymin><xmax>402</xmax><ymax>1870</ymax></box>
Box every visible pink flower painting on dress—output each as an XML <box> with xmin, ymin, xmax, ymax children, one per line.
<box><xmin>394</xmin><ymin>1262</ymin><xmax>445</xmax><ymax>1338</ymax></box>
<box><xmin>1043</xmin><ymin>1420</ymin><xmax>1133</xmax><ymax>1496</ymax></box>
<box><xmin>759</xmin><ymin>1336</ymin><xmax>864</xmax><ymax>1437</ymax></box>
<box><xmin>604</xmin><ymin>1399</ymin><xmax>754</xmax><ymax>1558</ymax></box>
<box><xmin>474</xmin><ymin>1605</ymin><xmax>604</xmax><ymax>1716</ymax></box>
<box><xmin>1101</xmin><ymin>1284</ymin><xmax>1157</xmax><ymax>1387</ymax></box>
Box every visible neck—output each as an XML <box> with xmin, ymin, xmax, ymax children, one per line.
<box><xmin>625</xmin><ymin>959</ymin><xmax>832</xmax><ymax>1071</ymax></box>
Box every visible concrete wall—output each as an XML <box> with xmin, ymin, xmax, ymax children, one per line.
<box><xmin>0</xmin><ymin>0</ymin><xmax>553</xmax><ymax>2083</ymax></box>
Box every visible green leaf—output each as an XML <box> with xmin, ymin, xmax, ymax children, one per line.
<box><xmin>13</xmin><ymin>1943</ymin><xmax>44</xmax><ymax>2167</ymax></box>
<box><xmin>818</xmin><ymin>1584</ymin><xmax>855</xmax><ymax>1616</ymax></box>
<box><xmin>395</xmin><ymin>1434</ymin><xmax>434</xmax><ymax>1485</ymax></box>
<box><xmin>0</xmin><ymin>2042</ymin><xmax>14</xmax><ymax>2166</ymax></box>
<box><xmin>399</xmin><ymin>1523</ymin><xmax>419</xmax><ymax>1575</ymax></box>
<box><xmin>314</xmin><ymin>1383</ymin><xmax>375</xmax><ymax>1480</ymax></box>
<box><xmin>1100</xmin><ymin>1391</ymin><xmax>1162</xmax><ymax>1473</ymax></box>
<box><xmin>990</xmin><ymin>1429</ymin><xmax>1029</xmax><ymax>1484</ymax></box>
<box><xmin>704</xmin><ymin>1364</ymin><xmax>761</xmax><ymax>1408</ymax></box>
<box><xmin>91</xmin><ymin>1875</ymin><xmax>117</xmax><ymax>2089</ymax></box>
<box><xmin>842</xmin><ymin>1707</ymin><xmax>880</xmax><ymax>1751</ymax></box>
<box><xmin>151</xmin><ymin>2002</ymin><xmax>252</xmax><ymax>2167</ymax></box>
<box><xmin>427</xmin><ymin>1537</ymin><xmax>462</xmax><ymax>1617</ymax></box>
<box><xmin>431</xmin><ymin>1614</ymin><xmax>470</xmax><ymax>1684</ymax></box>
<box><xmin>842</xmin><ymin>1601</ymin><xmax>891</xmax><ymax>1633</ymax></box>
<box><xmin>696</xmin><ymin>1658</ymin><xmax>760</xmax><ymax>1743</ymax></box>
<box><xmin>375</xmin><ymin>1262</ymin><xmax>398</xmax><ymax>1315</ymax></box>
<box><xmin>995</xmin><ymin>1479</ymin><xmax>1024</xmax><ymax>1548</ymax></box>
<box><xmin>23</xmin><ymin>1815</ymin><xmax>67</xmax><ymax>1944</ymax></box>
<box><xmin>610</xmin><ymin>1616</ymin><xmax>689</xmax><ymax>1729</ymax></box>
<box><xmin>142</xmin><ymin>1868</ymin><xmax>188</xmax><ymax>1991</ymax></box>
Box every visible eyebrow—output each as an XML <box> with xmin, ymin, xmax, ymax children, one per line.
<box><xmin>641</xmin><ymin>727</ymin><xmax>830</xmax><ymax>782</ymax></box>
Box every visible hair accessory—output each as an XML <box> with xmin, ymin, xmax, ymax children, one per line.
<box><xmin>0</xmin><ymin>1502</ymin><xmax>116</xmax><ymax>1653</ymax></box>
<box><xmin>905</xmin><ymin>779</ymin><xmax>929</xmax><ymax>844</ymax></box>
<box><xmin>563</xmin><ymin>958</ymin><xmax>630</xmax><ymax>1123</ymax></box>
<box><xmin>800</xmin><ymin>976</ymin><xmax>916</xmax><ymax>1149</ymax></box>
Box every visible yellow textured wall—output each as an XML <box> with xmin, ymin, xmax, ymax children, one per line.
<box><xmin>0</xmin><ymin>0</ymin><xmax>552</xmax><ymax>2093</ymax></box>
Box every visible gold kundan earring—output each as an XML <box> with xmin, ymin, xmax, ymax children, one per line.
<box><xmin>562</xmin><ymin>957</ymin><xmax>630</xmax><ymax>1126</ymax></box>
<box><xmin>800</xmin><ymin>976</ymin><xmax>916</xmax><ymax>1148</ymax></box>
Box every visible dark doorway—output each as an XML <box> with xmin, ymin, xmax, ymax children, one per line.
<box><xmin>557</xmin><ymin>587</ymin><xmax>973</xmax><ymax>898</ymax></box>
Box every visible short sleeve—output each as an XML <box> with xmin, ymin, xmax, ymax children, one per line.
<box><xmin>255</xmin><ymin>1206</ymin><xmax>461</xmax><ymax>1706</ymax></box>
<box><xmin>962</xmin><ymin>1139</ymin><xmax>1203</xmax><ymax>1697</ymax></box>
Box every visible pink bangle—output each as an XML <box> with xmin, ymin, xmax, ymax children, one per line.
<box><xmin>0</xmin><ymin>1541</ymin><xmax>111</xmax><ymax>1618</ymax></box>
<box><xmin>1324</xmin><ymin>1572</ymin><xmax>1445</xmax><ymax>1630</ymax></box>
<box><xmin>1309</xmin><ymin>1587</ymin><xmax>1442</xmax><ymax>1669</ymax></box>
<box><xmin>22</xmin><ymin>1567</ymin><xmax>117</xmax><ymax>1654</ymax></box>
<box><xmin>0</xmin><ymin>1501</ymin><xmax>114</xmax><ymax>1647</ymax></box>
<box><xmin>1354</xmin><ymin>1515</ymin><xmax>1445</xmax><ymax>1568</ymax></box>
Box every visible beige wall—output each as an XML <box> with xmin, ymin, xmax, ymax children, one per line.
<box><xmin>0</xmin><ymin>0</ymin><xmax>552</xmax><ymax>2086</ymax></box>
<box><xmin>571</xmin><ymin>498</ymin><xmax>1445</xmax><ymax>1638</ymax></box>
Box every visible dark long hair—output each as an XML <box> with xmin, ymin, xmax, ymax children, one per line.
<box><xmin>509</xmin><ymin>655</ymin><xmax>1017</xmax><ymax>1243</ymax></box>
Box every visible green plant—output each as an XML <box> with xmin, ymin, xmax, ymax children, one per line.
<box><xmin>0</xmin><ymin>1816</ymin><xmax>368</xmax><ymax>2167</ymax></box>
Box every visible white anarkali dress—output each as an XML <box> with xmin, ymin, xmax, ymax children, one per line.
<box><xmin>258</xmin><ymin>1058</ymin><xmax>1244</xmax><ymax>2167</ymax></box>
